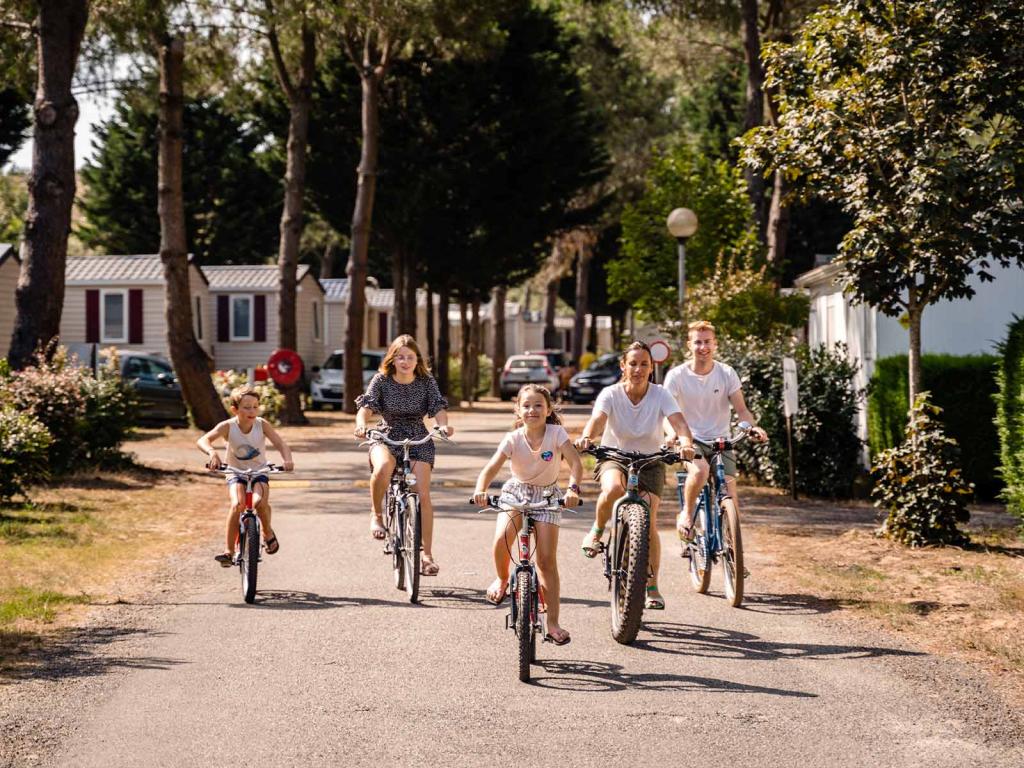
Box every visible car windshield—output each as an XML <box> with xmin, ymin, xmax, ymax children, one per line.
<box><xmin>322</xmin><ymin>353</ymin><xmax>382</xmax><ymax>371</ymax></box>
<box><xmin>509</xmin><ymin>358</ymin><xmax>546</xmax><ymax>369</ymax></box>
<box><xmin>590</xmin><ymin>355</ymin><xmax>619</xmax><ymax>371</ymax></box>
<box><xmin>323</xmin><ymin>353</ymin><xmax>343</xmax><ymax>370</ymax></box>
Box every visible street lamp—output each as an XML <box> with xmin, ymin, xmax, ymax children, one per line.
<box><xmin>666</xmin><ymin>207</ymin><xmax>699</xmax><ymax>312</ymax></box>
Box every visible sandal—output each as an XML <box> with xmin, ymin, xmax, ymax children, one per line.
<box><xmin>544</xmin><ymin>629</ymin><xmax>571</xmax><ymax>646</ymax></box>
<box><xmin>370</xmin><ymin>515</ymin><xmax>386</xmax><ymax>540</ymax></box>
<box><xmin>485</xmin><ymin>578</ymin><xmax>506</xmax><ymax>606</ymax></box>
<box><xmin>581</xmin><ymin>525</ymin><xmax>605</xmax><ymax>558</ymax></box>
<box><xmin>676</xmin><ymin>513</ymin><xmax>695</xmax><ymax>542</ymax></box>
<box><xmin>420</xmin><ymin>556</ymin><xmax>440</xmax><ymax>576</ymax></box>
<box><xmin>265</xmin><ymin>535</ymin><xmax>280</xmax><ymax>555</ymax></box>
<box><xmin>645</xmin><ymin>584</ymin><xmax>665</xmax><ymax>610</ymax></box>
<box><xmin>214</xmin><ymin>552</ymin><xmax>234</xmax><ymax>567</ymax></box>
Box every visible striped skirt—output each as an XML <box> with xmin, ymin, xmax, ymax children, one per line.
<box><xmin>498</xmin><ymin>479</ymin><xmax>563</xmax><ymax>526</ymax></box>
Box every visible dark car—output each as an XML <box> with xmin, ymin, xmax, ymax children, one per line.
<box><xmin>120</xmin><ymin>353</ymin><xmax>188</xmax><ymax>423</ymax></box>
<box><xmin>567</xmin><ymin>353</ymin><xmax>620</xmax><ymax>404</ymax></box>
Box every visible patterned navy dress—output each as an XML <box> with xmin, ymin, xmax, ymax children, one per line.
<box><xmin>355</xmin><ymin>373</ymin><xmax>449</xmax><ymax>466</ymax></box>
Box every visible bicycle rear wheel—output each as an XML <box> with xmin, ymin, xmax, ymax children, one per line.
<box><xmin>515</xmin><ymin>570</ymin><xmax>533</xmax><ymax>682</ymax></box>
<box><xmin>402</xmin><ymin>494</ymin><xmax>421</xmax><ymax>603</ymax></box>
<box><xmin>688</xmin><ymin>506</ymin><xmax>712</xmax><ymax>594</ymax></box>
<box><xmin>386</xmin><ymin>490</ymin><xmax>404</xmax><ymax>591</ymax></box>
<box><xmin>239</xmin><ymin>516</ymin><xmax>259</xmax><ymax>604</ymax></box>
<box><xmin>720</xmin><ymin>498</ymin><xmax>744</xmax><ymax>607</ymax></box>
<box><xmin>611</xmin><ymin>502</ymin><xmax>650</xmax><ymax>645</ymax></box>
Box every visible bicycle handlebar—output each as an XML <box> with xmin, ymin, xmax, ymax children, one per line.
<box><xmin>361</xmin><ymin>426</ymin><xmax>452</xmax><ymax>448</ymax></box>
<box><xmin>467</xmin><ymin>494</ymin><xmax>579</xmax><ymax>512</ymax></box>
<box><xmin>211</xmin><ymin>463</ymin><xmax>287</xmax><ymax>476</ymax></box>
<box><xmin>582</xmin><ymin>444</ymin><xmax>683</xmax><ymax>466</ymax></box>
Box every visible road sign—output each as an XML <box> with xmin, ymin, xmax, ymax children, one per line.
<box><xmin>649</xmin><ymin>339</ymin><xmax>671</xmax><ymax>364</ymax></box>
<box><xmin>782</xmin><ymin>356</ymin><xmax>799</xmax><ymax>417</ymax></box>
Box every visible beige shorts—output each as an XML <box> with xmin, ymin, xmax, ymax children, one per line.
<box><xmin>692</xmin><ymin>440</ymin><xmax>738</xmax><ymax>477</ymax></box>
<box><xmin>595</xmin><ymin>459</ymin><xmax>666</xmax><ymax>498</ymax></box>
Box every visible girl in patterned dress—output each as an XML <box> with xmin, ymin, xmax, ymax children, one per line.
<box><xmin>354</xmin><ymin>335</ymin><xmax>452</xmax><ymax>575</ymax></box>
<box><xmin>472</xmin><ymin>384</ymin><xmax>582</xmax><ymax>645</ymax></box>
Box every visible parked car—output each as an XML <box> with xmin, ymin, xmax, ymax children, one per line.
<box><xmin>498</xmin><ymin>354</ymin><xmax>560</xmax><ymax>400</ymax></box>
<box><xmin>310</xmin><ymin>350</ymin><xmax>384</xmax><ymax>410</ymax></box>
<box><xmin>524</xmin><ymin>349</ymin><xmax>570</xmax><ymax>374</ymax></box>
<box><xmin>120</xmin><ymin>353</ymin><xmax>188</xmax><ymax>423</ymax></box>
<box><xmin>567</xmin><ymin>352</ymin><xmax>620</xmax><ymax>404</ymax></box>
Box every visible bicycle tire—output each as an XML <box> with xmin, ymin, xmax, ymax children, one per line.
<box><xmin>688</xmin><ymin>504</ymin><xmax>712</xmax><ymax>594</ymax></box>
<box><xmin>387</xmin><ymin>490</ymin><xmax>404</xmax><ymax>591</ymax></box>
<box><xmin>516</xmin><ymin>570</ymin><xmax>533</xmax><ymax>682</ymax></box>
<box><xmin>403</xmin><ymin>494</ymin><xmax>421</xmax><ymax>603</ymax></box>
<box><xmin>611</xmin><ymin>502</ymin><xmax>650</xmax><ymax>645</ymax></box>
<box><xmin>240</xmin><ymin>515</ymin><xmax>259</xmax><ymax>604</ymax></box>
<box><xmin>720</xmin><ymin>498</ymin><xmax>744</xmax><ymax>607</ymax></box>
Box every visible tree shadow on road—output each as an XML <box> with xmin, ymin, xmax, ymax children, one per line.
<box><xmin>233</xmin><ymin>590</ymin><xmax>420</xmax><ymax>610</ymax></box>
<box><xmin>633</xmin><ymin>622</ymin><xmax>923</xmax><ymax>661</ymax></box>
<box><xmin>421</xmin><ymin>586</ymin><xmax>607</xmax><ymax>611</ymax></box>
<box><xmin>739</xmin><ymin>591</ymin><xmax>844</xmax><ymax>616</ymax></box>
<box><xmin>529</xmin><ymin>658</ymin><xmax>815</xmax><ymax>696</ymax></box>
<box><xmin>0</xmin><ymin>626</ymin><xmax>184</xmax><ymax>683</ymax></box>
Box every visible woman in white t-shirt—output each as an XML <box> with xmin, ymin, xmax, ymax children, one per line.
<box><xmin>575</xmin><ymin>341</ymin><xmax>696</xmax><ymax>610</ymax></box>
<box><xmin>473</xmin><ymin>384</ymin><xmax>583</xmax><ymax>645</ymax></box>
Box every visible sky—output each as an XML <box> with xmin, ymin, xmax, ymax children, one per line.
<box><xmin>6</xmin><ymin>90</ymin><xmax>111</xmax><ymax>172</ymax></box>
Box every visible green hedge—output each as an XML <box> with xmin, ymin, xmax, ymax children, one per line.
<box><xmin>867</xmin><ymin>354</ymin><xmax>1000</xmax><ymax>500</ymax></box>
<box><xmin>996</xmin><ymin>316</ymin><xmax>1024</xmax><ymax>519</ymax></box>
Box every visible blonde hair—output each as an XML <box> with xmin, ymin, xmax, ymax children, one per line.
<box><xmin>619</xmin><ymin>340</ymin><xmax>653</xmax><ymax>383</ymax></box>
<box><xmin>512</xmin><ymin>384</ymin><xmax>563</xmax><ymax>429</ymax></box>
<box><xmin>380</xmin><ymin>334</ymin><xmax>431</xmax><ymax>377</ymax></box>
<box><xmin>230</xmin><ymin>385</ymin><xmax>260</xmax><ymax>409</ymax></box>
<box><xmin>687</xmin><ymin>320</ymin><xmax>716</xmax><ymax>337</ymax></box>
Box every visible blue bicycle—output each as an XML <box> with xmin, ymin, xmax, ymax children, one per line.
<box><xmin>677</xmin><ymin>423</ymin><xmax>752</xmax><ymax>608</ymax></box>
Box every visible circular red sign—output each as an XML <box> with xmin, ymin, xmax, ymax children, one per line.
<box><xmin>649</xmin><ymin>339</ymin><xmax>672</xmax><ymax>364</ymax></box>
<box><xmin>267</xmin><ymin>348</ymin><xmax>303</xmax><ymax>388</ymax></box>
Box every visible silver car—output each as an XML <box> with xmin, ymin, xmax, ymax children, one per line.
<box><xmin>310</xmin><ymin>350</ymin><xmax>384</xmax><ymax>410</ymax></box>
<box><xmin>498</xmin><ymin>354</ymin><xmax>559</xmax><ymax>401</ymax></box>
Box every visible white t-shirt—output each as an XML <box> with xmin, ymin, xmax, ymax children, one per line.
<box><xmin>593</xmin><ymin>383</ymin><xmax>681</xmax><ymax>453</ymax></box>
<box><xmin>499</xmin><ymin>423</ymin><xmax>570</xmax><ymax>486</ymax></box>
<box><xmin>663</xmin><ymin>360</ymin><xmax>742</xmax><ymax>442</ymax></box>
<box><xmin>226</xmin><ymin>417</ymin><xmax>268</xmax><ymax>470</ymax></box>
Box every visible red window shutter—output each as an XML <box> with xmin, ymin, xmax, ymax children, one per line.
<box><xmin>128</xmin><ymin>289</ymin><xmax>144</xmax><ymax>344</ymax></box>
<box><xmin>86</xmin><ymin>289</ymin><xmax>100</xmax><ymax>343</ymax></box>
<box><xmin>217</xmin><ymin>295</ymin><xmax>229</xmax><ymax>342</ymax></box>
<box><xmin>254</xmin><ymin>295</ymin><xmax>267</xmax><ymax>342</ymax></box>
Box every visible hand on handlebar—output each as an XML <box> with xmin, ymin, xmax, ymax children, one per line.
<box><xmin>563</xmin><ymin>489</ymin><xmax>582</xmax><ymax>507</ymax></box>
<box><xmin>472</xmin><ymin>490</ymin><xmax>489</xmax><ymax>507</ymax></box>
<box><xmin>751</xmin><ymin>426</ymin><xmax>768</xmax><ymax>443</ymax></box>
<box><xmin>574</xmin><ymin>435</ymin><xmax>592</xmax><ymax>451</ymax></box>
<box><xmin>678</xmin><ymin>441</ymin><xmax>696</xmax><ymax>461</ymax></box>
<box><xmin>435</xmin><ymin>424</ymin><xmax>454</xmax><ymax>438</ymax></box>
<box><xmin>206</xmin><ymin>454</ymin><xmax>223</xmax><ymax>470</ymax></box>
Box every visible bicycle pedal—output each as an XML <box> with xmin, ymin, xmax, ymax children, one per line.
<box><xmin>383</xmin><ymin>542</ymin><xmax>393</xmax><ymax>555</ymax></box>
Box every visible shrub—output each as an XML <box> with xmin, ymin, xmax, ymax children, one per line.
<box><xmin>872</xmin><ymin>394</ymin><xmax>972</xmax><ymax>547</ymax></box>
<box><xmin>728</xmin><ymin>338</ymin><xmax>863</xmax><ymax>497</ymax></box>
<box><xmin>446</xmin><ymin>355</ymin><xmax>493</xmax><ymax>402</ymax></box>
<box><xmin>0</xmin><ymin>408</ymin><xmax>52</xmax><ymax>502</ymax></box>
<box><xmin>867</xmin><ymin>354</ymin><xmax>1000</xmax><ymax>499</ymax></box>
<box><xmin>212</xmin><ymin>370</ymin><xmax>285</xmax><ymax>423</ymax></box>
<box><xmin>995</xmin><ymin>316</ymin><xmax>1024</xmax><ymax>521</ymax></box>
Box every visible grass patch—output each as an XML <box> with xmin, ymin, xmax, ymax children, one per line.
<box><xmin>0</xmin><ymin>588</ymin><xmax>90</xmax><ymax>625</ymax></box>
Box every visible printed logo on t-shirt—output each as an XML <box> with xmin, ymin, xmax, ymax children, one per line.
<box><xmin>234</xmin><ymin>444</ymin><xmax>260</xmax><ymax>460</ymax></box>
<box><xmin>541</xmin><ymin>450</ymin><xmax>554</xmax><ymax>462</ymax></box>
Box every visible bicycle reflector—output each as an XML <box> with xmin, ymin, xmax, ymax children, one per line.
<box><xmin>267</xmin><ymin>348</ymin><xmax>303</xmax><ymax>387</ymax></box>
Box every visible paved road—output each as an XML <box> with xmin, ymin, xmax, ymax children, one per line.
<box><xmin>18</xmin><ymin>405</ymin><xmax>1024</xmax><ymax>766</ymax></box>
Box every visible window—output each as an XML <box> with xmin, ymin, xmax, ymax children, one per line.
<box><xmin>194</xmin><ymin>296</ymin><xmax>203</xmax><ymax>340</ymax></box>
<box><xmin>312</xmin><ymin>300</ymin><xmax>321</xmax><ymax>341</ymax></box>
<box><xmin>101</xmin><ymin>290</ymin><xmax>127</xmax><ymax>343</ymax></box>
<box><xmin>231</xmin><ymin>295</ymin><xmax>253</xmax><ymax>341</ymax></box>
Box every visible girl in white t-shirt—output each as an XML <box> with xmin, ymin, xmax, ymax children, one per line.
<box><xmin>473</xmin><ymin>385</ymin><xmax>583</xmax><ymax>645</ymax></box>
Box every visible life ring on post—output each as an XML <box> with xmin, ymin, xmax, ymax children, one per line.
<box><xmin>267</xmin><ymin>348</ymin><xmax>303</xmax><ymax>388</ymax></box>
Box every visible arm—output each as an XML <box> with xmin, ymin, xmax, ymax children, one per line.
<box><xmin>667</xmin><ymin>412</ymin><xmax>696</xmax><ymax>460</ymax></box>
<box><xmin>433</xmin><ymin>408</ymin><xmax>454</xmax><ymax>437</ymax></box>
<box><xmin>728</xmin><ymin>389</ymin><xmax>768</xmax><ymax>442</ymax></box>
<box><xmin>354</xmin><ymin>405</ymin><xmax>375</xmax><ymax>438</ymax></box>
<box><xmin>559</xmin><ymin>438</ymin><xmax>584</xmax><ymax>507</ymax></box>
<box><xmin>261</xmin><ymin>420</ymin><xmax>295</xmax><ymax>471</ymax></box>
<box><xmin>472</xmin><ymin>448</ymin><xmax>508</xmax><ymax>506</ymax></box>
<box><xmin>197</xmin><ymin>421</ymin><xmax>230</xmax><ymax>469</ymax></box>
<box><xmin>574</xmin><ymin>410</ymin><xmax>608</xmax><ymax>450</ymax></box>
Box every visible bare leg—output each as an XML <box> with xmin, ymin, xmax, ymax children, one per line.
<box><xmin>681</xmin><ymin>458</ymin><xmax>709</xmax><ymax>531</ymax></box>
<box><xmin>487</xmin><ymin>511</ymin><xmax>518</xmax><ymax>602</ymax></box>
<box><xmin>225</xmin><ymin>483</ymin><xmax>244</xmax><ymax>554</ymax></box>
<box><xmin>414</xmin><ymin>461</ymin><xmax>439</xmax><ymax>571</ymax></box>
<box><xmin>583</xmin><ymin>469</ymin><xmax>625</xmax><ymax>554</ymax></box>
<box><xmin>253</xmin><ymin>482</ymin><xmax>276</xmax><ymax>545</ymax></box>
<box><xmin>369</xmin><ymin>444</ymin><xmax>396</xmax><ymax>536</ymax></box>
<box><xmin>535</xmin><ymin>521</ymin><xmax>568</xmax><ymax>641</ymax></box>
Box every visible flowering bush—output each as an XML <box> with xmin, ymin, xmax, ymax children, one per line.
<box><xmin>211</xmin><ymin>370</ymin><xmax>284</xmax><ymax>424</ymax></box>
<box><xmin>0</xmin><ymin>407</ymin><xmax>52</xmax><ymax>502</ymax></box>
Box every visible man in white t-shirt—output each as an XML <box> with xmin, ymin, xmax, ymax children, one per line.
<box><xmin>663</xmin><ymin>320</ymin><xmax>767</xmax><ymax>539</ymax></box>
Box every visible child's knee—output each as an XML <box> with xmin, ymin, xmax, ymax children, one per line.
<box><xmin>229</xmin><ymin>501</ymin><xmax>244</xmax><ymax>516</ymax></box>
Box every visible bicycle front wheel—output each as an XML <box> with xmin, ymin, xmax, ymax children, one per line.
<box><xmin>720</xmin><ymin>498</ymin><xmax>744</xmax><ymax>607</ymax></box>
<box><xmin>402</xmin><ymin>494</ymin><xmax>421</xmax><ymax>603</ymax></box>
<box><xmin>688</xmin><ymin>507</ymin><xmax>712</xmax><ymax>594</ymax></box>
<box><xmin>611</xmin><ymin>502</ymin><xmax>650</xmax><ymax>645</ymax></box>
<box><xmin>239</xmin><ymin>516</ymin><xmax>259</xmax><ymax>604</ymax></box>
<box><xmin>515</xmin><ymin>570</ymin><xmax>533</xmax><ymax>682</ymax></box>
<box><xmin>386</xmin><ymin>490</ymin><xmax>404</xmax><ymax>591</ymax></box>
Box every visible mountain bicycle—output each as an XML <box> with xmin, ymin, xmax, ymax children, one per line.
<box><xmin>471</xmin><ymin>492</ymin><xmax>572</xmax><ymax>682</ymax></box>
<box><xmin>678</xmin><ymin>422</ymin><xmax>752</xmax><ymax>608</ymax></box>
<box><xmin>214</xmin><ymin>464</ymin><xmax>284</xmax><ymax>604</ymax></box>
<box><xmin>581</xmin><ymin>445</ymin><xmax>682</xmax><ymax>645</ymax></box>
<box><xmin>364</xmin><ymin>427</ymin><xmax>450</xmax><ymax>603</ymax></box>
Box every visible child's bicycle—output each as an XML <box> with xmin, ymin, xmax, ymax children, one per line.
<box><xmin>363</xmin><ymin>426</ymin><xmax>450</xmax><ymax>603</ymax></box>
<box><xmin>581</xmin><ymin>444</ymin><xmax>682</xmax><ymax>645</ymax></box>
<box><xmin>470</xmin><ymin>492</ymin><xmax>574</xmax><ymax>683</ymax></box>
<box><xmin>678</xmin><ymin>422</ymin><xmax>752</xmax><ymax>608</ymax></box>
<box><xmin>213</xmin><ymin>464</ymin><xmax>285</xmax><ymax>604</ymax></box>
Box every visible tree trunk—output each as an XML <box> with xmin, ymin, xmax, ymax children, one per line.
<box><xmin>766</xmin><ymin>170</ymin><xmax>790</xmax><ymax>275</ymax></box>
<box><xmin>344</xmin><ymin>68</ymin><xmax>381</xmax><ymax>412</ymax></box>
<box><xmin>8</xmin><ymin>0</ymin><xmax>88</xmax><ymax>368</ymax></box>
<box><xmin>588</xmin><ymin>311</ymin><xmax>598</xmax><ymax>352</ymax></box>
<box><xmin>320</xmin><ymin>241</ymin><xmax>336</xmax><ymax>279</ymax></box>
<box><xmin>273</xmin><ymin>24</ymin><xmax>315</xmax><ymax>425</ymax></box>
<box><xmin>740</xmin><ymin>0</ymin><xmax>766</xmax><ymax>240</ymax></box>
<box><xmin>491</xmin><ymin>284</ymin><xmax>507</xmax><ymax>397</ymax></box>
<box><xmin>543</xmin><ymin>277</ymin><xmax>559</xmax><ymax>349</ymax></box>
<box><xmin>459</xmin><ymin>299</ymin><xmax>471</xmax><ymax>403</ymax></box>
<box><xmin>572</xmin><ymin>246</ymin><xmax>592</xmax><ymax>364</ymax></box>
<box><xmin>437</xmin><ymin>285</ymin><xmax>450</xmax><ymax>395</ymax></box>
<box><xmin>470</xmin><ymin>295</ymin><xmax>481</xmax><ymax>402</ymax></box>
<box><xmin>403</xmin><ymin>257</ymin><xmax>417</xmax><ymax>339</ymax></box>
<box><xmin>907</xmin><ymin>287</ymin><xmax>923</xmax><ymax>409</ymax></box>
<box><xmin>425</xmin><ymin>283</ymin><xmax>436</xmax><ymax>369</ymax></box>
<box><xmin>155</xmin><ymin>35</ymin><xmax>226</xmax><ymax>430</ymax></box>
<box><xmin>391</xmin><ymin>246</ymin><xmax>407</xmax><ymax>334</ymax></box>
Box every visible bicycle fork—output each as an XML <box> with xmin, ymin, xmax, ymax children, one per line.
<box><xmin>507</xmin><ymin>523</ymin><xmax>544</xmax><ymax>635</ymax></box>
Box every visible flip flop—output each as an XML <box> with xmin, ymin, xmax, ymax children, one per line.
<box><xmin>645</xmin><ymin>585</ymin><xmax>665</xmax><ymax>610</ymax></box>
<box><xmin>370</xmin><ymin>516</ymin><xmax>386</xmax><ymax>540</ymax></box>
<box><xmin>265</xmin><ymin>535</ymin><xmax>280</xmax><ymax>555</ymax></box>
<box><xmin>420</xmin><ymin>557</ymin><xmax>440</xmax><ymax>576</ymax></box>
<box><xmin>544</xmin><ymin>631</ymin><xmax>571</xmax><ymax>646</ymax></box>
<box><xmin>485</xmin><ymin>579</ymin><xmax>507</xmax><ymax>606</ymax></box>
<box><xmin>580</xmin><ymin>525</ymin><xmax>605</xmax><ymax>558</ymax></box>
<box><xmin>214</xmin><ymin>553</ymin><xmax>233</xmax><ymax>567</ymax></box>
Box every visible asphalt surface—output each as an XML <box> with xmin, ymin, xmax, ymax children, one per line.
<box><xmin>6</xmin><ymin>405</ymin><xmax>1024</xmax><ymax>767</ymax></box>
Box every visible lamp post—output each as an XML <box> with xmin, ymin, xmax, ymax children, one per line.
<box><xmin>666</xmin><ymin>207</ymin><xmax>699</xmax><ymax>313</ymax></box>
